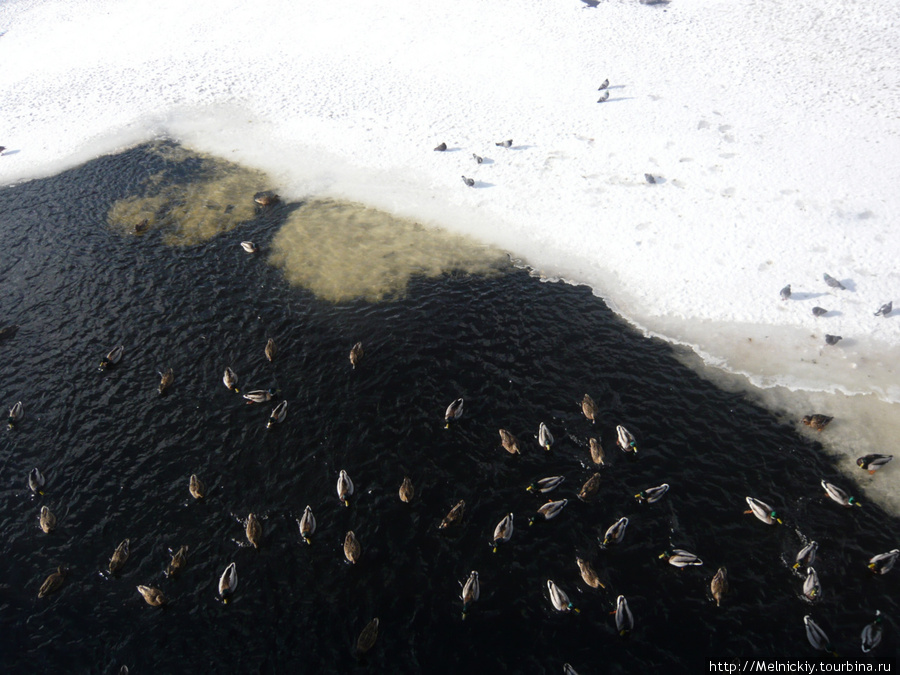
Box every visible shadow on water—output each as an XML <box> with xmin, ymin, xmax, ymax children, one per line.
<box><xmin>0</xmin><ymin>143</ymin><xmax>897</xmax><ymax>674</ymax></box>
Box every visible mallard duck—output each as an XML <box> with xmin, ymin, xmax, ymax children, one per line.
<box><xmin>538</xmin><ymin>422</ymin><xmax>554</xmax><ymax>451</ymax></box>
<box><xmin>802</xmin><ymin>414</ymin><xmax>833</xmax><ymax>431</ymax></box>
<box><xmin>601</xmin><ymin>516</ymin><xmax>628</xmax><ymax>545</ymax></box>
<box><xmin>821</xmin><ymin>479</ymin><xmax>861</xmax><ymax>507</ymax></box>
<box><xmin>857</xmin><ymin>454</ymin><xmax>893</xmax><ymax>474</ymax></box>
<box><xmin>526</xmin><ymin>476</ymin><xmax>564</xmax><ymax>493</ymax></box>
<box><xmin>529</xmin><ymin>499</ymin><xmax>567</xmax><ymax>526</ymax></box>
<box><xmin>7</xmin><ymin>400</ymin><xmax>23</xmax><ymax>429</ymax></box>
<box><xmin>219</xmin><ymin>562</ymin><xmax>238</xmax><ymax>600</ymax></box>
<box><xmin>861</xmin><ymin>610</ymin><xmax>883</xmax><ymax>653</ymax></box>
<box><xmin>804</xmin><ymin>615</ymin><xmax>837</xmax><ymax>656</ymax></box>
<box><xmin>349</xmin><ymin>341</ymin><xmax>364</xmax><ymax>369</ymax></box>
<box><xmin>660</xmin><ymin>549</ymin><xmax>703</xmax><ymax>567</ymax></box>
<box><xmin>581</xmin><ymin>394</ymin><xmax>599</xmax><ymax>423</ymax></box>
<box><xmin>589</xmin><ymin>437</ymin><xmax>605</xmax><ymax>465</ymax></box>
<box><xmin>576</xmin><ymin>557</ymin><xmax>605</xmax><ymax>589</ymax></box>
<box><xmin>222</xmin><ymin>366</ymin><xmax>239</xmax><ymax>392</ymax></box>
<box><xmin>578</xmin><ymin>473</ymin><xmax>601</xmax><ymax>501</ymax></box>
<box><xmin>710</xmin><ymin>567</ymin><xmax>728</xmax><ymax>606</ymax></box>
<box><xmin>99</xmin><ymin>345</ymin><xmax>124</xmax><ymax>371</ymax></box>
<box><xmin>744</xmin><ymin>496</ymin><xmax>782</xmax><ymax>524</ymax></box>
<box><xmin>616</xmin><ymin>425</ymin><xmax>637</xmax><ymax>453</ymax></box>
<box><xmin>298</xmin><ymin>505</ymin><xmax>316</xmax><ymax>544</ymax></box>
<box><xmin>399</xmin><ymin>477</ymin><xmax>414</xmax><ymax>503</ymax></box>
<box><xmin>492</xmin><ymin>513</ymin><xmax>514</xmax><ymax>552</ymax></box>
<box><xmin>615</xmin><ymin>595</ymin><xmax>634</xmax><ymax>636</ymax></box>
<box><xmin>337</xmin><ymin>470</ymin><xmax>354</xmax><ymax>507</ymax></box>
<box><xmin>246</xmin><ymin>513</ymin><xmax>263</xmax><ymax>549</ymax></box>
<box><xmin>28</xmin><ymin>468</ymin><xmax>45</xmax><ymax>495</ymax></box>
<box><xmin>136</xmin><ymin>585</ymin><xmax>167</xmax><ymax>607</ymax></box>
<box><xmin>355</xmin><ymin>617</ymin><xmax>379</xmax><ymax>656</ymax></box>
<box><xmin>793</xmin><ymin>541</ymin><xmax>818</xmax><ymax>570</ymax></box>
<box><xmin>547</xmin><ymin>579</ymin><xmax>579</xmax><ymax>613</ymax></box>
<box><xmin>166</xmin><ymin>545</ymin><xmax>188</xmax><ymax>577</ymax></box>
<box><xmin>343</xmin><ymin>530</ymin><xmax>361</xmax><ymax>564</ymax></box>
<box><xmin>440</xmin><ymin>500</ymin><xmax>465</xmax><ymax>529</ymax></box>
<box><xmin>39</xmin><ymin>505</ymin><xmax>56</xmax><ymax>533</ymax></box>
<box><xmin>868</xmin><ymin>549</ymin><xmax>899</xmax><ymax>575</ymax></box>
<box><xmin>461</xmin><ymin>570</ymin><xmax>480</xmax><ymax>616</ymax></box>
<box><xmin>264</xmin><ymin>338</ymin><xmax>276</xmax><ymax>362</ymax></box>
<box><xmin>499</xmin><ymin>429</ymin><xmax>521</xmax><ymax>455</ymax></box>
<box><xmin>109</xmin><ymin>539</ymin><xmax>130</xmax><ymax>574</ymax></box>
<box><xmin>266</xmin><ymin>400</ymin><xmax>287</xmax><ymax>429</ymax></box>
<box><xmin>157</xmin><ymin>368</ymin><xmax>173</xmax><ymax>395</ymax></box>
<box><xmin>189</xmin><ymin>474</ymin><xmax>205</xmax><ymax>500</ymax></box>
<box><xmin>635</xmin><ymin>483</ymin><xmax>669</xmax><ymax>504</ymax></box>
<box><xmin>243</xmin><ymin>387</ymin><xmax>278</xmax><ymax>404</ymax></box>
<box><xmin>802</xmin><ymin>567</ymin><xmax>821</xmax><ymax>600</ymax></box>
<box><xmin>38</xmin><ymin>566</ymin><xmax>67</xmax><ymax>598</ymax></box>
<box><xmin>240</xmin><ymin>241</ymin><xmax>258</xmax><ymax>253</ymax></box>
<box><xmin>254</xmin><ymin>191</ymin><xmax>280</xmax><ymax>206</ymax></box>
<box><xmin>445</xmin><ymin>398</ymin><xmax>464</xmax><ymax>428</ymax></box>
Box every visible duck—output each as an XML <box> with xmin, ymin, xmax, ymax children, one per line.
<box><xmin>614</xmin><ymin>595</ymin><xmax>634</xmax><ymax>636</ymax></box>
<box><xmin>344</xmin><ymin>530</ymin><xmax>361</xmax><ymax>564</ymax></box>
<box><xmin>538</xmin><ymin>422</ymin><xmax>554</xmax><ymax>451</ymax></box>
<box><xmin>635</xmin><ymin>483</ymin><xmax>669</xmax><ymax>504</ymax></box>
<box><xmin>166</xmin><ymin>545</ymin><xmax>188</xmax><ymax>577</ymax></box>
<box><xmin>219</xmin><ymin>562</ymin><xmax>238</xmax><ymax>601</ymax></box>
<box><xmin>349</xmin><ymin>341</ymin><xmax>364</xmax><ymax>369</ymax></box>
<box><xmin>803</xmin><ymin>615</ymin><xmax>837</xmax><ymax>656</ymax></box>
<box><xmin>857</xmin><ymin>454</ymin><xmax>893</xmax><ymax>474</ymax></box>
<box><xmin>744</xmin><ymin>496</ymin><xmax>782</xmax><ymax>524</ymax></box>
<box><xmin>254</xmin><ymin>191</ymin><xmax>280</xmax><ymax>206</ymax></box>
<box><xmin>802</xmin><ymin>414</ymin><xmax>833</xmax><ymax>431</ymax></box>
<box><xmin>461</xmin><ymin>570</ymin><xmax>480</xmax><ymax>617</ymax></box>
<box><xmin>240</xmin><ymin>241</ymin><xmax>259</xmax><ymax>253</ymax></box>
<box><xmin>576</xmin><ymin>557</ymin><xmax>605</xmax><ymax>589</ymax></box>
<box><xmin>355</xmin><ymin>617</ymin><xmax>380</xmax><ymax>656</ymax></box>
<box><xmin>861</xmin><ymin>610</ymin><xmax>884</xmax><ymax>653</ymax></box>
<box><xmin>499</xmin><ymin>429</ymin><xmax>521</xmax><ymax>455</ymax></box>
<box><xmin>109</xmin><ymin>539</ymin><xmax>130</xmax><ymax>574</ymax></box>
<box><xmin>189</xmin><ymin>474</ymin><xmax>206</xmax><ymax>500</ymax></box>
<box><xmin>99</xmin><ymin>345</ymin><xmax>124</xmax><ymax>371</ymax></box>
<box><xmin>444</xmin><ymin>398</ymin><xmax>464</xmax><ymax>428</ymax></box>
<box><xmin>526</xmin><ymin>476</ymin><xmax>564</xmax><ymax>493</ymax></box>
<box><xmin>298</xmin><ymin>505</ymin><xmax>316</xmax><ymax>544</ymax></box>
<box><xmin>821</xmin><ymin>479</ymin><xmax>861</xmax><ymax>507</ymax></box>
<box><xmin>564</xmin><ymin>665</ymin><xmax>581</xmax><ymax>675</ymax></box>
<box><xmin>440</xmin><ymin>500</ymin><xmax>466</xmax><ymax>529</ymax></box>
<box><xmin>39</xmin><ymin>505</ymin><xmax>57</xmax><ymax>533</ymax></box>
<box><xmin>28</xmin><ymin>468</ymin><xmax>45</xmax><ymax>495</ymax></box>
<box><xmin>264</xmin><ymin>338</ymin><xmax>277</xmax><ymax>362</ymax></box>
<box><xmin>399</xmin><ymin>476</ymin><xmax>414</xmax><ymax>503</ymax></box>
<box><xmin>136</xmin><ymin>585</ymin><xmax>167</xmax><ymax>607</ymax></box>
<box><xmin>529</xmin><ymin>499</ymin><xmax>567</xmax><ymax>525</ymax></box>
<box><xmin>802</xmin><ymin>567</ymin><xmax>821</xmax><ymax>600</ymax></box>
<box><xmin>266</xmin><ymin>400</ymin><xmax>287</xmax><ymax>429</ymax></box>
<box><xmin>581</xmin><ymin>394</ymin><xmax>599</xmax><ymax>423</ymax></box>
<box><xmin>133</xmin><ymin>219</ymin><xmax>149</xmax><ymax>234</ymax></box>
<box><xmin>242</xmin><ymin>387</ymin><xmax>278</xmax><ymax>404</ymax></box>
<box><xmin>337</xmin><ymin>470</ymin><xmax>354</xmax><ymax>507</ymax></box>
<box><xmin>547</xmin><ymin>579</ymin><xmax>579</xmax><ymax>613</ymax></box>
<box><xmin>157</xmin><ymin>368</ymin><xmax>173</xmax><ymax>396</ymax></box>
<box><xmin>38</xmin><ymin>566</ymin><xmax>67</xmax><ymax>598</ymax></box>
<box><xmin>710</xmin><ymin>567</ymin><xmax>728</xmax><ymax>606</ymax></box>
<box><xmin>616</xmin><ymin>425</ymin><xmax>637</xmax><ymax>453</ymax></box>
<box><xmin>492</xmin><ymin>513</ymin><xmax>514</xmax><ymax>552</ymax></box>
<box><xmin>601</xmin><ymin>516</ymin><xmax>628</xmax><ymax>546</ymax></box>
<box><xmin>589</xmin><ymin>438</ymin><xmax>605</xmax><ymax>465</ymax></box>
<box><xmin>793</xmin><ymin>541</ymin><xmax>818</xmax><ymax>570</ymax></box>
<box><xmin>7</xmin><ymin>400</ymin><xmax>23</xmax><ymax>429</ymax></box>
<box><xmin>867</xmin><ymin>549</ymin><xmax>899</xmax><ymax>575</ymax></box>
<box><xmin>222</xmin><ymin>366</ymin><xmax>239</xmax><ymax>392</ymax></box>
<box><xmin>578</xmin><ymin>473</ymin><xmax>601</xmax><ymax>501</ymax></box>
<box><xmin>660</xmin><ymin>549</ymin><xmax>703</xmax><ymax>567</ymax></box>
<box><xmin>245</xmin><ymin>513</ymin><xmax>263</xmax><ymax>549</ymax></box>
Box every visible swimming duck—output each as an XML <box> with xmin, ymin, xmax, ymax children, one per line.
<box><xmin>581</xmin><ymin>394</ymin><xmax>599</xmax><ymax>423</ymax></box>
<box><xmin>337</xmin><ymin>470</ymin><xmax>354</xmax><ymax>507</ymax></box>
<box><xmin>349</xmin><ymin>342</ymin><xmax>364</xmax><ymax>369</ymax></box>
<box><xmin>254</xmin><ymin>192</ymin><xmax>280</xmax><ymax>206</ymax></box>
<box><xmin>241</xmin><ymin>241</ymin><xmax>258</xmax><ymax>253</ymax></box>
<box><xmin>266</xmin><ymin>400</ymin><xmax>287</xmax><ymax>429</ymax></box>
<box><xmin>157</xmin><ymin>368</ymin><xmax>173</xmax><ymax>396</ymax></box>
<box><xmin>243</xmin><ymin>388</ymin><xmax>278</xmax><ymax>404</ymax></box>
<box><xmin>136</xmin><ymin>585</ymin><xmax>167</xmax><ymax>607</ymax></box>
<box><xmin>99</xmin><ymin>345</ymin><xmax>124</xmax><ymax>371</ymax></box>
<box><xmin>492</xmin><ymin>513</ymin><xmax>514</xmax><ymax>552</ymax></box>
<box><xmin>589</xmin><ymin>438</ymin><xmax>605</xmax><ymax>465</ymax></box>
<box><xmin>28</xmin><ymin>468</ymin><xmax>45</xmax><ymax>495</ymax></box>
<box><xmin>499</xmin><ymin>429</ymin><xmax>521</xmax><ymax>455</ymax></box>
<box><xmin>861</xmin><ymin>610</ymin><xmax>883</xmax><ymax>653</ymax></box>
<box><xmin>821</xmin><ymin>479</ymin><xmax>861</xmax><ymax>507</ymax></box>
<box><xmin>440</xmin><ymin>500</ymin><xmax>466</xmax><ymax>529</ymax></box>
<box><xmin>109</xmin><ymin>539</ymin><xmax>130</xmax><ymax>574</ymax></box>
<box><xmin>802</xmin><ymin>567</ymin><xmax>821</xmax><ymax>600</ymax></box>
<box><xmin>399</xmin><ymin>476</ymin><xmax>414</xmax><ymax>503</ymax></box>
<box><xmin>133</xmin><ymin>219</ymin><xmax>149</xmax><ymax>234</ymax></box>
<box><xmin>710</xmin><ymin>567</ymin><xmax>728</xmax><ymax>606</ymax></box>
<box><xmin>445</xmin><ymin>398</ymin><xmax>464</xmax><ymax>428</ymax></box>
<box><xmin>616</xmin><ymin>425</ymin><xmax>637</xmax><ymax>453</ymax></box>
<box><xmin>355</xmin><ymin>617</ymin><xmax>380</xmax><ymax>656</ymax></box>
<box><xmin>461</xmin><ymin>570</ymin><xmax>480</xmax><ymax>617</ymax></box>
<box><xmin>602</xmin><ymin>516</ymin><xmax>628</xmax><ymax>546</ymax></box>
<box><xmin>264</xmin><ymin>338</ymin><xmax>277</xmax><ymax>362</ymax></box>
<box><xmin>538</xmin><ymin>422</ymin><xmax>554</xmax><ymax>451</ymax></box>
<box><xmin>526</xmin><ymin>476</ymin><xmax>565</xmax><ymax>493</ymax></box>
<box><xmin>803</xmin><ymin>615</ymin><xmax>837</xmax><ymax>656</ymax></box>
<box><xmin>576</xmin><ymin>557</ymin><xmax>605</xmax><ymax>589</ymax></box>
<box><xmin>614</xmin><ymin>595</ymin><xmax>634</xmax><ymax>636</ymax></box>
<box><xmin>223</xmin><ymin>366</ymin><xmax>239</xmax><ymax>392</ymax></box>
<box><xmin>660</xmin><ymin>549</ymin><xmax>703</xmax><ymax>567</ymax></box>
<box><xmin>298</xmin><ymin>505</ymin><xmax>316</xmax><ymax>544</ymax></box>
<box><xmin>868</xmin><ymin>549</ymin><xmax>899</xmax><ymax>575</ymax></box>
<box><xmin>166</xmin><ymin>545</ymin><xmax>188</xmax><ymax>577</ymax></box>
<box><xmin>39</xmin><ymin>505</ymin><xmax>57</xmax><ymax>533</ymax></box>
<box><xmin>802</xmin><ymin>414</ymin><xmax>833</xmax><ymax>431</ymax></box>
<box><xmin>857</xmin><ymin>454</ymin><xmax>893</xmax><ymax>474</ymax></box>
<box><xmin>246</xmin><ymin>513</ymin><xmax>263</xmax><ymax>549</ymax></box>
<box><xmin>7</xmin><ymin>400</ymin><xmax>23</xmax><ymax>429</ymax></box>
<box><xmin>635</xmin><ymin>483</ymin><xmax>669</xmax><ymax>504</ymax></box>
<box><xmin>344</xmin><ymin>530</ymin><xmax>361</xmax><ymax>564</ymax></box>
<box><xmin>578</xmin><ymin>473</ymin><xmax>601</xmax><ymax>501</ymax></box>
<box><xmin>744</xmin><ymin>496</ymin><xmax>782</xmax><ymax>524</ymax></box>
<box><xmin>529</xmin><ymin>499</ymin><xmax>568</xmax><ymax>525</ymax></box>
<box><xmin>38</xmin><ymin>566</ymin><xmax>67</xmax><ymax>598</ymax></box>
<box><xmin>189</xmin><ymin>474</ymin><xmax>206</xmax><ymax>500</ymax></box>
<box><xmin>219</xmin><ymin>562</ymin><xmax>238</xmax><ymax>600</ymax></box>
<box><xmin>547</xmin><ymin>579</ymin><xmax>579</xmax><ymax>613</ymax></box>
<box><xmin>793</xmin><ymin>541</ymin><xmax>818</xmax><ymax>570</ymax></box>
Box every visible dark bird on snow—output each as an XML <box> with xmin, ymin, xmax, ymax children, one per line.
<box><xmin>780</xmin><ymin>284</ymin><xmax>791</xmax><ymax>301</ymax></box>
<box><xmin>434</xmin><ymin>142</ymin><xmax>447</xmax><ymax>152</ymax></box>
<box><xmin>811</xmin><ymin>306</ymin><xmax>828</xmax><ymax>317</ymax></box>
<box><xmin>823</xmin><ymin>273</ymin><xmax>845</xmax><ymax>290</ymax></box>
<box><xmin>874</xmin><ymin>301</ymin><xmax>892</xmax><ymax>317</ymax></box>
<box><xmin>597</xmin><ymin>91</ymin><xmax>610</xmax><ymax>103</ymax></box>
<box><xmin>472</xmin><ymin>154</ymin><xmax>483</xmax><ymax>164</ymax></box>
<box><xmin>461</xmin><ymin>176</ymin><xmax>475</xmax><ymax>187</ymax></box>
<box><xmin>598</xmin><ymin>79</ymin><xmax>609</xmax><ymax>91</ymax></box>
<box><xmin>645</xmin><ymin>173</ymin><xmax>656</xmax><ymax>184</ymax></box>
<box><xmin>495</xmin><ymin>139</ymin><xmax>512</xmax><ymax>148</ymax></box>
<box><xmin>824</xmin><ymin>334</ymin><xmax>842</xmax><ymax>346</ymax></box>
<box><xmin>0</xmin><ymin>146</ymin><xmax>6</xmax><ymax>155</ymax></box>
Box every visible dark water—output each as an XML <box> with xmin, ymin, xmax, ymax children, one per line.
<box><xmin>0</xmin><ymin>145</ymin><xmax>897</xmax><ymax>674</ymax></box>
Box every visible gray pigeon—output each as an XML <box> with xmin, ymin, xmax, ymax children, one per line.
<box><xmin>645</xmin><ymin>174</ymin><xmax>656</xmax><ymax>184</ymax></box>
<box><xmin>823</xmin><ymin>273</ymin><xmax>845</xmax><ymax>290</ymax></box>
<box><xmin>473</xmin><ymin>154</ymin><xmax>483</xmax><ymax>164</ymax></box>
<box><xmin>597</xmin><ymin>91</ymin><xmax>610</xmax><ymax>103</ymax></box>
<box><xmin>811</xmin><ymin>307</ymin><xmax>828</xmax><ymax>317</ymax></box>
<box><xmin>461</xmin><ymin>176</ymin><xmax>475</xmax><ymax>187</ymax></box>
<box><xmin>495</xmin><ymin>139</ymin><xmax>512</xmax><ymax>148</ymax></box>
<box><xmin>780</xmin><ymin>284</ymin><xmax>791</xmax><ymax>301</ymax></box>
<box><xmin>874</xmin><ymin>301</ymin><xmax>892</xmax><ymax>317</ymax></box>
<box><xmin>0</xmin><ymin>146</ymin><xmax>5</xmax><ymax>155</ymax></box>
<box><xmin>598</xmin><ymin>79</ymin><xmax>609</xmax><ymax>91</ymax></box>
<box><xmin>434</xmin><ymin>142</ymin><xmax>447</xmax><ymax>152</ymax></box>
<box><xmin>824</xmin><ymin>334</ymin><xmax>842</xmax><ymax>346</ymax></box>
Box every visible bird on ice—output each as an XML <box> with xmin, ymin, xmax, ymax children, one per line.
<box><xmin>495</xmin><ymin>139</ymin><xmax>512</xmax><ymax>148</ymax></box>
<box><xmin>472</xmin><ymin>154</ymin><xmax>483</xmax><ymax>164</ymax></box>
<box><xmin>598</xmin><ymin>79</ymin><xmax>609</xmax><ymax>91</ymax></box>
<box><xmin>434</xmin><ymin>142</ymin><xmax>447</xmax><ymax>151</ymax></box>
<box><xmin>780</xmin><ymin>284</ymin><xmax>791</xmax><ymax>301</ymax></box>
<box><xmin>461</xmin><ymin>176</ymin><xmax>475</xmax><ymax>187</ymax></box>
<box><xmin>874</xmin><ymin>301</ymin><xmax>892</xmax><ymax>317</ymax></box>
<box><xmin>597</xmin><ymin>91</ymin><xmax>610</xmax><ymax>103</ymax></box>
<box><xmin>823</xmin><ymin>273</ymin><xmax>845</xmax><ymax>290</ymax></box>
<box><xmin>824</xmin><ymin>334</ymin><xmax>842</xmax><ymax>346</ymax></box>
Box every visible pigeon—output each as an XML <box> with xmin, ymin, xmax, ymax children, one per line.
<box><xmin>645</xmin><ymin>173</ymin><xmax>656</xmax><ymax>184</ymax></box>
<box><xmin>824</xmin><ymin>334</ymin><xmax>842</xmax><ymax>346</ymax></box>
<box><xmin>0</xmin><ymin>146</ymin><xmax>5</xmax><ymax>155</ymax></box>
<box><xmin>597</xmin><ymin>91</ymin><xmax>610</xmax><ymax>103</ymax></box>
<box><xmin>823</xmin><ymin>273</ymin><xmax>845</xmax><ymax>290</ymax></box>
<box><xmin>598</xmin><ymin>79</ymin><xmax>609</xmax><ymax>91</ymax></box>
<box><xmin>874</xmin><ymin>301</ymin><xmax>892</xmax><ymax>317</ymax></box>
<box><xmin>780</xmin><ymin>284</ymin><xmax>791</xmax><ymax>301</ymax></box>
<box><xmin>811</xmin><ymin>307</ymin><xmax>828</xmax><ymax>317</ymax></box>
<box><xmin>495</xmin><ymin>139</ymin><xmax>512</xmax><ymax>148</ymax></box>
<box><xmin>472</xmin><ymin>154</ymin><xmax>483</xmax><ymax>164</ymax></box>
<box><xmin>434</xmin><ymin>142</ymin><xmax>447</xmax><ymax>152</ymax></box>
<box><xmin>461</xmin><ymin>176</ymin><xmax>475</xmax><ymax>187</ymax></box>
